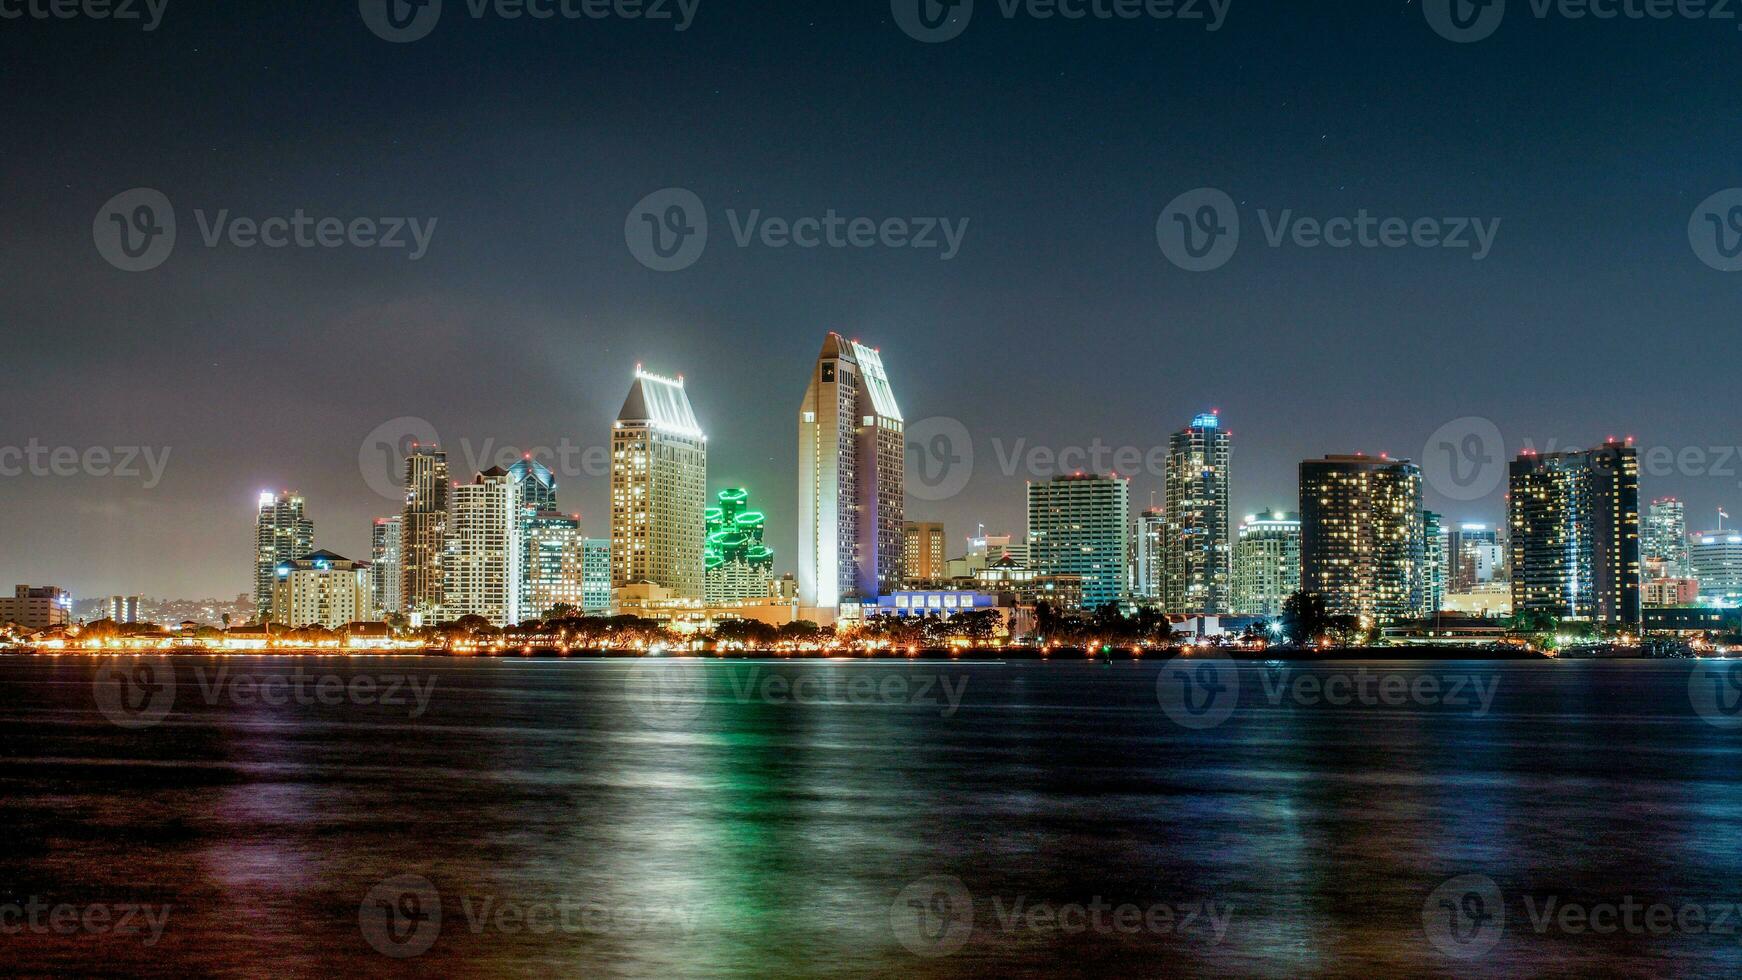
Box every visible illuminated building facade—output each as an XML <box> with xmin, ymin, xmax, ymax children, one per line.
<box><xmin>1300</xmin><ymin>455</ymin><xmax>1426</xmax><ymax>625</ymax></box>
<box><xmin>270</xmin><ymin>551</ymin><xmax>371</xmax><ymax>629</ymax></box>
<box><xmin>525</xmin><ymin>510</ymin><xmax>587</xmax><ymax>618</ymax></box>
<box><xmin>611</xmin><ymin>367</ymin><xmax>707</xmax><ymax>599</ymax></box>
<box><xmin>508</xmin><ymin>457</ymin><xmax>560</xmax><ymax>621</ymax></box>
<box><xmin>1423</xmin><ymin>510</ymin><xmax>1445</xmax><ymax>614</ymax></box>
<box><xmin>444</xmin><ymin>467</ymin><xmax>521</xmax><ymax>626</ymax></box>
<box><xmin>1231</xmin><ymin>510</ymin><xmax>1300</xmax><ymax>618</ymax></box>
<box><xmin>903</xmin><ymin>521</ymin><xmax>947</xmax><ymax>584</ymax></box>
<box><xmin>400</xmin><ymin>446</ymin><xmax>450</xmax><ymax>622</ymax></box>
<box><xmin>797</xmin><ymin>333</ymin><xmax>905</xmax><ymax>608</ymax></box>
<box><xmin>1644</xmin><ymin>497</ymin><xmax>1690</xmax><ymax>577</ymax></box>
<box><xmin>1132</xmin><ymin>508</ymin><xmax>1166</xmax><ymax>604</ymax></box>
<box><xmin>1446</xmin><ymin>523</ymin><xmax>1505</xmax><ymax>593</ymax></box>
<box><xmin>370</xmin><ymin>516</ymin><xmax>402</xmax><ymax>618</ymax></box>
<box><xmin>1507</xmin><ymin>441</ymin><xmax>1640</xmax><ymax>624</ymax></box>
<box><xmin>0</xmin><ymin>585</ymin><xmax>71</xmax><ymax>631</ymax></box>
<box><xmin>1163</xmin><ymin>412</ymin><xmax>1232</xmax><ymax>615</ymax></box>
<box><xmin>1026</xmin><ymin>473</ymin><xmax>1130</xmax><ymax>611</ymax></box>
<box><xmin>1691</xmin><ymin>530</ymin><xmax>1742</xmax><ymax>606</ymax></box>
<box><xmin>254</xmin><ymin>490</ymin><xmax>314</xmax><ymax>623</ymax></box>
<box><xmin>581</xmin><ymin>538</ymin><xmax>612</xmax><ymax>614</ymax></box>
<box><xmin>705</xmin><ymin>488</ymin><xmax>775</xmax><ymax>604</ymax></box>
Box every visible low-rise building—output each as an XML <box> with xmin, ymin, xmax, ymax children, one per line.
<box><xmin>0</xmin><ymin>586</ymin><xmax>71</xmax><ymax>631</ymax></box>
<box><xmin>270</xmin><ymin>552</ymin><xmax>372</xmax><ymax>629</ymax></box>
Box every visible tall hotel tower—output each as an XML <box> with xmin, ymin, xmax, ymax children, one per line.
<box><xmin>254</xmin><ymin>491</ymin><xmax>314</xmax><ymax>622</ymax></box>
<box><xmin>400</xmin><ymin>445</ymin><xmax>450</xmax><ymax>622</ymax></box>
<box><xmin>797</xmin><ymin>333</ymin><xmax>905</xmax><ymax>609</ymax></box>
<box><xmin>1508</xmin><ymin>440</ymin><xmax>1640</xmax><ymax>625</ymax></box>
<box><xmin>1163</xmin><ymin>411</ymin><xmax>1232</xmax><ymax>615</ymax></box>
<box><xmin>1300</xmin><ymin>454</ymin><xmax>1427</xmax><ymax>626</ymax></box>
<box><xmin>444</xmin><ymin>467</ymin><xmax>521</xmax><ymax>626</ymax></box>
<box><xmin>611</xmin><ymin>367</ymin><xmax>708</xmax><ymax>600</ymax></box>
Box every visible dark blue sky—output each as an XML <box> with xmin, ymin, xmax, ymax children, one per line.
<box><xmin>3</xmin><ymin>0</ymin><xmax>1739</xmax><ymax>597</ymax></box>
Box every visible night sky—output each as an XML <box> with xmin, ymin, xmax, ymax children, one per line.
<box><xmin>3</xmin><ymin>0</ymin><xmax>1739</xmax><ymax>599</ymax></box>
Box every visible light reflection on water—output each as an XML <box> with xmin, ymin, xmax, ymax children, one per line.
<box><xmin>2</xmin><ymin>656</ymin><xmax>1742</xmax><ymax>977</ymax></box>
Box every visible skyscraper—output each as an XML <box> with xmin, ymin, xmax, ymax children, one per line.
<box><xmin>902</xmin><ymin>521</ymin><xmax>947</xmax><ymax>584</ymax></box>
<box><xmin>444</xmin><ymin>467</ymin><xmax>521</xmax><ymax>626</ymax></box>
<box><xmin>1445</xmin><ymin>523</ymin><xmax>1504</xmax><ymax>593</ymax></box>
<box><xmin>1508</xmin><ymin>440</ymin><xmax>1640</xmax><ymax>624</ymax></box>
<box><xmin>1027</xmin><ymin>473</ymin><xmax>1131</xmax><ymax>610</ymax></box>
<box><xmin>508</xmin><ymin>457</ymin><xmax>559</xmax><ymax>621</ymax></box>
<box><xmin>1131</xmin><ymin>507</ymin><xmax>1167</xmax><ymax>604</ymax></box>
<box><xmin>1690</xmin><ymin>529</ymin><xmax>1742</xmax><ymax>606</ymax></box>
<box><xmin>611</xmin><ymin>367</ymin><xmax>707</xmax><ymax>599</ymax></box>
<box><xmin>1644</xmin><ymin>497</ymin><xmax>1690</xmax><ymax>577</ymax></box>
<box><xmin>1300</xmin><ymin>455</ymin><xmax>1426</xmax><ymax>626</ymax></box>
<box><xmin>1423</xmin><ymin>510</ymin><xmax>1445</xmax><ymax>614</ymax></box>
<box><xmin>254</xmin><ymin>490</ymin><xmax>314</xmax><ymax>623</ymax></box>
<box><xmin>581</xmin><ymin>538</ymin><xmax>612</xmax><ymax>614</ymax></box>
<box><xmin>401</xmin><ymin>446</ymin><xmax>450</xmax><ymax>622</ymax></box>
<box><xmin>1163</xmin><ymin>412</ymin><xmax>1232</xmax><ymax>615</ymax></box>
<box><xmin>706</xmin><ymin>488</ymin><xmax>775</xmax><ymax>603</ymax></box>
<box><xmin>1232</xmin><ymin>510</ymin><xmax>1301</xmax><ymax>618</ymax></box>
<box><xmin>525</xmin><ymin>510</ymin><xmax>587</xmax><ymax>619</ymax></box>
<box><xmin>370</xmin><ymin>516</ymin><xmax>402</xmax><ymax>619</ymax></box>
<box><xmin>797</xmin><ymin>333</ymin><xmax>905</xmax><ymax>608</ymax></box>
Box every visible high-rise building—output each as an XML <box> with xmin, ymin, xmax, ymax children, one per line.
<box><xmin>107</xmin><ymin>595</ymin><xmax>143</xmax><ymax>624</ymax></box>
<box><xmin>706</xmin><ymin>488</ymin><xmax>776</xmax><ymax>603</ymax></box>
<box><xmin>254</xmin><ymin>491</ymin><xmax>314</xmax><ymax>623</ymax></box>
<box><xmin>401</xmin><ymin>446</ymin><xmax>450</xmax><ymax>623</ymax></box>
<box><xmin>902</xmin><ymin>521</ymin><xmax>947</xmax><ymax>584</ymax></box>
<box><xmin>1445</xmin><ymin>523</ymin><xmax>1504</xmax><ymax>593</ymax></box>
<box><xmin>508</xmin><ymin>457</ymin><xmax>560</xmax><ymax>621</ymax></box>
<box><xmin>581</xmin><ymin>538</ymin><xmax>612</xmax><ymax>614</ymax></box>
<box><xmin>525</xmin><ymin>510</ymin><xmax>587</xmax><ymax>619</ymax></box>
<box><xmin>612</xmin><ymin>367</ymin><xmax>708</xmax><ymax>599</ymax></box>
<box><xmin>270</xmin><ymin>551</ymin><xmax>371</xmax><ymax>629</ymax></box>
<box><xmin>1232</xmin><ymin>510</ymin><xmax>1301</xmax><ymax>618</ymax></box>
<box><xmin>1300</xmin><ymin>455</ymin><xmax>1426</xmax><ymax>626</ymax></box>
<box><xmin>1423</xmin><ymin>510</ymin><xmax>1445</xmax><ymax>614</ymax></box>
<box><xmin>1132</xmin><ymin>508</ymin><xmax>1167</xmax><ymax>604</ymax></box>
<box><xmin>1162</xmin><ymin>412</ymin><xmax>1232</xmax><ymax>614</ymax></box>
<box><xmin>1508</xmin><ymin>441</ymin><xmax>1640</xmax><ymax>624</ymax></box>
<box><xmin>1691</xmin><ymin>529</ymin><xmax>1742</xmax><ymax>606</ymax></box>
<box><xmin>444</xmin><ymin>467</ymin><xmax>521</xmax><ymax>626</ymax></box>
<box><xmin>1644</xmin><ymin>497</ymin><xmax>1690</xmax><ymax>577</ymax></box>
<box><xmin>798</xmin><ymin>333</ymin><xmax>906</xmax><ymax>608</ymax></box>
<box><xmin>1027</xmin><ymin>473</ymin><xmax>1131</xmax><ymax>611</ymax></box>
<box><xmin>370</xmin><ymin>517</ymin><xmax>403</xmax><ymax>619</ymax></box>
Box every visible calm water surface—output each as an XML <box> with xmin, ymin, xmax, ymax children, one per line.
<box><xmin>4</xmin><ymin>655</ymin><xmax>1742</xmax><ymax>977</ymax></box>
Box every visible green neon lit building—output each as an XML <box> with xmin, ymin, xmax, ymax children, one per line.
<box><xmin>705</xmin><ymin>488</ymin><xmax>775</xmax><ymax>603</ymax></box>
